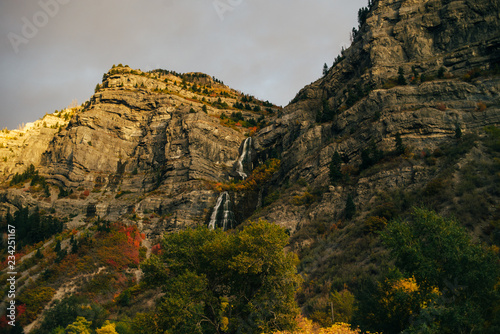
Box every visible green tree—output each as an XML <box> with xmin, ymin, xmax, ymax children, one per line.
<box><xmin>54</xmin><ymin>240</ymin><xmax>61</xmax><ymax>253</ymax></box>
<box><xmin>395</xmin><ymin>133</ymin><xmax>405</xmax><ymax>155</ymax></box>
<box><xmin>10</xmin><ymin>324</ymin><xmax>25</xmax><ymax>334</ymax></box>
<box><xmin>330</xmin><ymin>288</ymin><xmax>356</xmax><ymax>323</ymax></box>
<box><xmin>96</xmin><ymin>321</ymin><xmax>118</xmax><ymax>334</ymax></box>
<box><xmin>355</xmin><ymin>269</ymin><xmax>427</xmax><ymax>334</ymax></box>
<box><xmin>437</xmin><ymin>66</ymin><xmax>446</xmax><ymax>79</ymax></box>
<box><xmin>455</xmin><ymin>124</ymin><xmax>462</xmax><ymax>139</ymax></box>
<box><xmin>397</xmin><ymin>67</ymin><xmax>407</xmax><ymax>85</ymax></box>
<box><xmin>370</xmin><ymin>208</ymin><xmax>500</xmax><ymax>334</ymax></box>
<box><xmin>360</xmin><ymin>141</ymin><xmax>384</xmax><ymax>170</ymax></box>
<box><xmin>65</xmin><ymin>317</ymin><xmax>92</xmax><ymax>334</ymax></box>
<box><xmin>329</xmin><ymin>151</ymin><xmax>343</xmax><ymax>184</ymax></box>
<box><xmin>345</xmin><ymin>194</ymin><xmax>356</xmax><ymax>220</ymax></box>
<box><xmin>32</xmin><ymin>296</ymin><xmax>108</xmax><ymax>334</ymax></box>
<box><xmin>140</xmin><ymin>220</ymin><xmax>301</xmax><ymax>334</ymax></box>
<box><xmin>323</xmin><ymin>63</ymin><xmax>329</xmax><ymax>76</ymax></box>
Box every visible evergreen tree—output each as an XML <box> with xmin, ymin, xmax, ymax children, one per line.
<box><xmin>397</xmin><ymin>67</ymin><xmax>407</xmax><ymax>85</ymax></box>
<box><xmin>329</xmin><ymin>151</ymin><xmax>343</xmax><ymax>184</ymax></box>
<box><xmin>437</xmin><ymin>66</ymin><xmax>446</xmax><ymax>79</ymax></box>
<box><xmin>360</xmin><ymin>141</ymin><xmax>384</xmax><ymax>170</ymax></box>
<box><xmin>11</xmin><ymin>324</ymin><xmax>25</xmax><ymax>334</ymax></box>
<box><xmin>345</xmin><ymin>194</ymin><xmax>356</xmax><ymax>220</ymax></box>
<box><xmin>455</xmin><ymin>124</ymin><xmax>462</xmax><ymax>139</ymax></box>
<box><xmin>70</xmin><ymin>236</ymin><xmax>79</xmax><ymax>254</ymax></box>
<box><xmin>358</xmin><ymin>6</ymin><xmax>369</xmax><ymax>27</ymax></box>
<box><xmin>323</xmin><ymin>63</ymin><xmax>329</xmax><ymax>76</ymax></box>
<box><xmin>54</xmin><ymin>240</ymin><xmax>61</xmax><ymax>254</ymax></box>
<box><xmin>395</xmin><ymin>133</ymin><xmax>405</xmax><ymax>155</ymax></box>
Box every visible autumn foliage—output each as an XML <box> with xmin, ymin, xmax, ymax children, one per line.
<box><xmin>271</xmin><ymin>316</ymin><xmax>377</xmax><ymax>334</ymax></box>
<box><xmin>213</xmin><ymin>158</ymin><xmax>281</xmax><ymax>192</ymax></box>
<box><xmin>17</xmin><ymin>286</ymin><xmax>56</xmax><ymax>325</ymax></box>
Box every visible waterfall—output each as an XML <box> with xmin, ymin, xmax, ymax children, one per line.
<box><xmin>236</xmin><ymin>137</ymin><xmax>253</xmax><ymax>179</ymax></box>
<box><xmin>208</xmin><ymin>192</ymin><xmax>236</xmax><ymax>231</ymax></box>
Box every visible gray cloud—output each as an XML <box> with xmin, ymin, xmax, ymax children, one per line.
<box><xmin>0</xmin><ymin>0</ymin><xmax>366</xmax><ymax>129</ymax></box>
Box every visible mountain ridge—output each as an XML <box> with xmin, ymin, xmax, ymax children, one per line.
<box><xmin>0</xmin><ymin>0</ymin><xmax>499</xmax><ymax>332</ymax></box>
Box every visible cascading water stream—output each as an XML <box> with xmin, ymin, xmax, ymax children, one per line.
<box><xmin>208</xmin><ymin>192</ymin><xmax>236</xmax><ymax>231</ymax></box>
<box><xmin>236</xmin><ymin>137</ymin><xmax>252</xmax><ymax>179</ymax></box>
<box><xmin>208</xmin><ymin>193</ymin><xmax>224</xmax><ymax>230</ymax></box>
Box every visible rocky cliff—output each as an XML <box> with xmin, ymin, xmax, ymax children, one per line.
<box><xmin>0</xmin><ymin>0</ymin><xmax>499</xmax><ymax>329</ymax></box>
<box><xmin>1</xmin><ymin>66</ymin><xmax>280</xmax><ymax>234</ymax></box>
<box><xmin>248</xmin><ymin>0</ymin><xmax>500</xmax><ymax>231</ymax></box>
<box><xmin>0</xmin><ymin>0</ymin><xmax>498</xmax><ymax>250</ymax></box>
<box><xmin>239</xmin><ymin>0</ymin><xmax>500</xmax><ymax>315</ymax></box>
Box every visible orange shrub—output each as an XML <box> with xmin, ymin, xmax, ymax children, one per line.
<box><xmin>435</xmin><ymin>103</ymin><xmax>447</xmax><ymax>111</ymax></box>
<box><xmin>476</xmin><ymin>101</ymin><xmax>487</xmax><ymax>112</ymax></box>
<box><xmin>152</xmin><ymin>243</ymin><xmax>162</xmax><ymax>255</ymax></box>
<box><xmin>214</xmin><ymin>159</ymin><xmax>281</xmax><ymax>193</ymax></box>
<box><xmin>51</xmin><ymin>223</ymin><xmax>143</xmax><ymax>280</ymax></box>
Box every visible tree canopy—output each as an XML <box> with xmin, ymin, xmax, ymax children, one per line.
<box><xmin>356</xmin><ymin>208</ymin><xmax>500</xmax><ymax>334</ymax></box>
<box><xmin>139</xmin><ymin>220</ymin><xmax>301</xmax><ymax>334</ymax></box>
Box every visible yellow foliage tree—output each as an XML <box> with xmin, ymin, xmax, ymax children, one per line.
<box><xmin>271</xmin><ymin>316</ymin><xmax>376</xmax><ymax>334</ymax></box>
<box><xmin>96</xmin><ymin>321</ymin><xmax>118</xmax><ymax>334</ymax></box>
<box><xmin>65</xmin><ymin>316</ymin><xmax>92</xmax><ymax>334</ymax></box>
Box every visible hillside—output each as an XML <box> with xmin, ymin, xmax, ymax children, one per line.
<box><xmin>0</xmin><ymin>0</ymin><xmax>499</xmax><ymax>333</ymax></box>
<box><xmin>245</xmin><ymin>0</ymin><xmax>500</xmax><ymax>326</ymax></box>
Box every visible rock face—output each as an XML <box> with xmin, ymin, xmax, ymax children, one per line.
<box><xmin>0</xmin><ymin>67</ymin><xmax>280</xmax><ymax>229</ymax></box>
<box><xmin>0</xmin><ymin>111</ymin><xmax>75</xmax><ymax>179</ymax></box>
<box><xmin>248</xmin><ymin>0</ymin><xmax>500</xmax><ymax>232</ymax></box>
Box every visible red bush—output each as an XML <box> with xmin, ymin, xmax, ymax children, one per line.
<box><xmin>152</xmin><ymin>243</ymin><xmax>162</xmax><ymax>255</ymax></box>
<box><xmin>436</xmin><ymin>103</ymin><xmax>447</xmax><ymax>111</ymax></box>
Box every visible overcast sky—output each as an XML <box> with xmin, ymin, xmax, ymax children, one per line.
<box><xmin>0</xmin><ymin>0</ymin><xmax>366</xmax><ymax>130</ymax></box>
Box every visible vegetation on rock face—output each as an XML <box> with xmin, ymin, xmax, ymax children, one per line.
<box><xmin>214</xmin><ymin>158</ymin><xmax>281</xmax><ymax>192</ymax></box>
<box><xmin>9</xmin><ymin>164</ymin><xmax>51</xmax><ymax>197</ymax></box>
<box><xmin>329</xmin><ymin>151</ymin><xmax>343</xmax><ymax>184</ymax></box>
<box><xmin>138</xmin><ymin>220</ymin><xmax>301</xmax><ymax>334</ymax></box>
<box><xmin>0</xmin><ymin>222</ymin><xmax>145</xmax><ymax>332</ymax></box>
<box><xmin>0</xmin><ymin>207</ymin><xmax>63</xmax><ymax>252</ymax></box>
<box><xmin>295</xmin><ymin>125</ymin><xmax>500</xmax><ymax>331</ymax></box>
